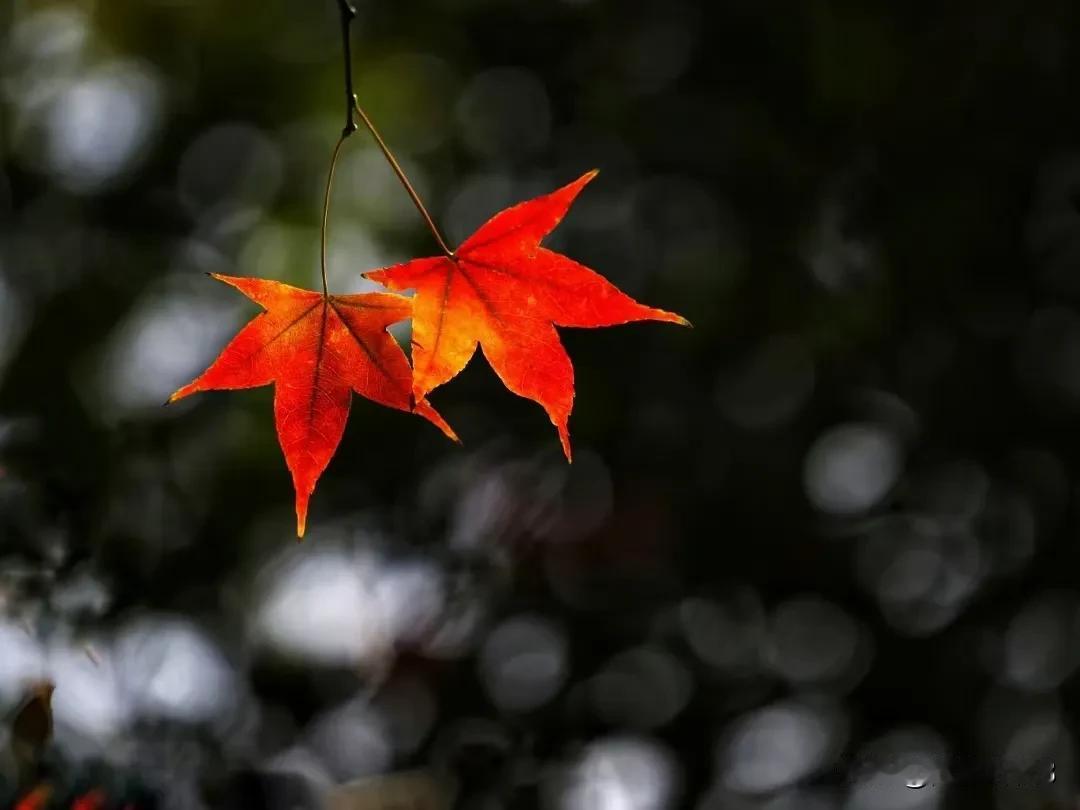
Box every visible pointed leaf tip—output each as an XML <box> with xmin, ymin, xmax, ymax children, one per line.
<box><xmin>569</xmin><ymin>169</ymin><xmax>599</xmax><ymax>191</ymax></box>
<box><xmin>166</xmin><ymin>386</ymin><xmax>189</xmax><ymax>405</ymax></box>
<box><xmin>558</xmin><ymin>425</ymin><xmax>572</xmax><ymax>463</ymax></box>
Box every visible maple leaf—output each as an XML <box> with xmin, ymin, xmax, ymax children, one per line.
<box><xmin>365</xmin><ymin>171</ymin><xmax>689</xmax><ymax>460</ymax></box>
<box><xmin>169</xmin><ymin>275</ymin><xmax>457</xmax><ymax>537</ymax></box>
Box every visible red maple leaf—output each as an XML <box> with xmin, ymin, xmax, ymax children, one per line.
<box><xmin>366</xmin><ymin>171</ymin><xmax>689</xmax><ymax>459</ymax></box>
<box><xmin>170</xmin><ymin>275</ymin><xmax>456</xmax><ymax>536</ymax></box>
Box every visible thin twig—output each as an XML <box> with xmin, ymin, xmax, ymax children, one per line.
<box><xmin>335</xmin><ymin>0</ymin><xmax>358</xmax><ymax>135</ymax></box>
<box><xmin>353</xmin><ymin>99</ymin><xmax>455</xmax><ymax>258</ymax></box>
<box><xmin>317</xmin><ymin>0</ymin><xmax>361</xmax><ymax>298</ymax></box>
<box><xmin>331</xmin><ymin>0</ymin><xmax>454</xmax><ymax>260</ymax></box>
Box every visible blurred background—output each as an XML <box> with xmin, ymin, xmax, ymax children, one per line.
<box><xmin>2</xmin><ymin>0</ymin><xmax>1080</xmax><ymax>807</ymax></box>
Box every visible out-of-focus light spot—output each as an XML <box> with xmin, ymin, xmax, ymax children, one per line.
<box><xmin>589</xmin><ymin>646</ymin><xmax>692</xmax><ymax>729</ymax></box>
<box><xmin>239</xmin><ymin>219</ymin><xmax>315</xmax><ymax>283</ymax></box>
<box><xmin>634</xmin><ymin>176</ymin><xmax>741</xmax><ymax>295</ymax></box>
<box><xmin>255</xmin><ymin>547</ymin><xmax>392</xmax><ymax>666</ymax></box>
<box><xmin>374</xmin><ymin>677</ymin><xmax>437</xmax><ymax>756</ymax></box>
<box><xmin>905</xmin><ymin>460</ymin><xmax>988</xmax><ymax>529</ymax></box>
<box><xmin>255</xmin><ymin>546</ymin><xmax>446</xmax><ymax>668</ymax></box>
<box><xmin>479</xmin><ymin>614</ymin><xmax>568</xmax><ymax>712</ymax></box>
<box><xmin>456</xmin><ymin>68</ymin><xmax>551</xmax><ymax>160</ymax></box>
<box><xmin>262</xmin><ymin>745</ymin><xmax>334</xmax><ymax>793</ymax></box>
<box><xmin>844</xmin><ymin>727</ymin><xmax>948</xmax><ymax>810</ymax></box>
<box><xmin>0</xmin><ymin>622</ymin><xmax>45</xmax><ymax>705</ymax></box>
<box><xmin>445</xmin><ymin>172</ymin><xmax>517</xmax><ymax>246</ymax></box>
<box><xmin>306</xmin><ymin>700</ymin><xmax>391</xmax><ymax>782</ymax></box>
<box><xmin>441</xmin><ymin>452</ymin><xmax>608</xmax><ymax>553</ymax></box>
<box><xmin>547</xmin><ymin>735</ymin><xmax>679</xmax><ymax>810</ymax></box>
<box><xmin>176</xmin><ymin>123</ymin><xmax>283</xmax><ymax>217</ymax></box>
<box><xmin>445</xmin><ymin>450</ymin><xmax>614</xmax><ymax>555</ymax></box>
<box><xmin>716</xmin><ymin>335</ymin><xmax>816</xmax><ymax>430</ymax></box>
<box><xmin>804</xmin><ymin>423</ymin><xmax>902</xmax><ymax>515</ymax></box>
<box><xmin>767</xmin><ymin>597</ymin><xmax>868</xmax><ymax>688</ymax></box>
<box><xmin>322</xmin><ymin>223</ymin><xmax>394</xmax><ymax>295</ymax></box>
<box><xmin>449</xmin><ymin>466</ymin><xmax>516</xmax><ymax>552</ymax></box>
<box><xmin>859</xmin><ymin>517</ymin><xmax>940</xmax><ymax>603</ymax></box>
<box><xmin>339</xmin><ymin>146</ymin><xmax>433</xmax><ymax>231</ymax></box>
<box><xmin>620</xmin><ymin>14</ymin><xmax>697</xmax><ymax>93</ymax></box>
<box><xmin>51</xmin><ymin>569</ymin><xmax>110</xmax><ymax>619</ymax></box>
<box><xmin>718</xmin><ymin>700</ymin><xmax>844</xmax><ymax>795</ymax></box>
<box><xmin>43</xmin><ymin>61</ymin><xmax>161</xmax><ymax>193</ymax></box>
<box><xmin>802</xmin><ymin>202</ymin><xmax>881</xmax><ymax>293</ymax></box>
<box><xmin>3</xmin><ymin>7</ymin><xmax>89</xmax><ymax>123</ymax></box>
<box><xmin>699</xmin><ymin>787</ymin><xmax>839</xmax><ymax>810</ymax></box>
<box><xmin>372</xmin><ymin>558</ymin><xmax>446</xmax><ymax>646</ymax></box>
<box><xmin>361</xmin><ymin>53</ymin><xmax>459</xmax><ymax>155</ymax></box>
<box><xmin>552</xmin><ymin>127</ymin><xmax>638</xmax><ymax>230</ymax></box>
<box><xmin>7</xmin><ymin>7</ymin><xmax>88</xmax><ymax>70</ymax></box>
<box><xmin>48</xmin><ymin>641</ymin><xmax>127</xmax><ymax>745</ymax></box>
<box><xmin>90</xmin><ymin>270</ymin><xmax>240</xmax><ymax>417</ymax></box>
<box><xmin>853</xmin><ymin>389</ymin><xmax>921</xmax><ymax>445</ymax></box>
<box><xmin>541</xmin><ymin>449</ymin><xmax>615</xmax><ymax>543</ymax></box>
<box><xmin>1000</xmin><ymin>592</ymin><xmax>1080</xmax><ymax>692</ymax></box>
<box><xmin>421</xmin><ymin>584</ymin><xmax>489</xmax><ymax>661</ymax></box>
<box><xmin>678</xmin><ymin>592</ymin><xmax>765</xmax><ymax>674</ymax></box>
<box><xmin>115</xmin><ymin>616</ymin><xmax>236</xmax><ymax>724</ymax></box>
<box><xmin>856</xmin><ymin>515</ymin><xmax>983</xmax><ymax>636</ymax></box>
<box><xmin>1000</xmin><ymin>714</ymin><xmax>1071</xmax><ymax>792</ymax></box>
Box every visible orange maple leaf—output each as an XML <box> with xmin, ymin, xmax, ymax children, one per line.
<box><xmin>365</xmin><ymin>171</ymin><xmax>689</xmax><ymax>460</ymax></box>
<box><xmin>170</xmin><ymin>275</ymin><xmax>456</xmax><ymax>536</ymax></box>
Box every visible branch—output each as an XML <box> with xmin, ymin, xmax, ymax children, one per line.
<box><xmin>328</xmin><ymin>0</ymin><xmax>454</xmax><ymax>260</ymax></box>
<box><xmin>336</xmin><ymin>0</ymin><xmax>358</xmax><ymax>136</ymax></box>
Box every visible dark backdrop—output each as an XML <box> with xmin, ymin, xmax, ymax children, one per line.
<box><xmin>2</xmin><ymin>1</ymin><xmax>1080</xmax><ymax>808</ymax></box>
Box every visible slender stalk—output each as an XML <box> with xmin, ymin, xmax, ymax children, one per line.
<box><xmin>353</xmin><ymin>98</ymin><xmax>455</xmax><ymax>259</ymax></box>
<box><xmin>319</xmin><ymin>133</ymin><xmax>348</xmax><ymax>297</ymax></box>
<box><xmin>333</xmin><ymin>0</ymin><xmax>454</xmax><ymax>259</ymax></box>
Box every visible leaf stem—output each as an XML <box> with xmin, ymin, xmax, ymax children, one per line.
<box><xmin>319</xmin><ymin>132</ymin><xmax>348</xmax><ymax>298</ymax></box>
<box><xmin>331</xmin><ymin>0</ymin><xmax>454</xmax><ymax>264</ymax></box>
<box><xmin>352</xmin><ymin>98</ymin><xmax>455</xmax><ymax>259</ymax></box>
<box><xmin>318</xmin><ymin>0</ymin><xmax>360</xmax><ymax>298</ymax></box>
